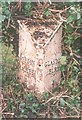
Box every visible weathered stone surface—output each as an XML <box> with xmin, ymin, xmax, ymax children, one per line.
<box><xmin>18</xmin><ymin>20</ymin><xmax>62</xmax><ymax>94</ymax></box>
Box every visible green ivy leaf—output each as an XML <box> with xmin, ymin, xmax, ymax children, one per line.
<box><xmin>43</xmin><ymin>92</ymin><xmax>50</xmax><ymax>100</ymax></box>
<box><xmin>23</xmin><ymin>2</ymin><xmax>32</xmax><ymax>16</ymax></box>
<box><xmin>59</xmin><ymin>98</ymin><xmax>65</xmax><ymax>107</ymax></box>
<box><xmin>60</xmin><ymin>56</ymin><xmax>67</xmax><ymax>65</ymax></box>
<box><xmin>67</xmin><ymin>14</ymin><xmax>77</xmax><ymax>23</ymax></box>
<box><xmin>60</xmin><ymin>65</ymin><xmax>66</xmax><ymax>72</ymax></box>
<box><xmin>43</xmin><ymin>8</ymin><xmax>51</xmax><ymax>17</ymax></box>
<box><xmin>0</xmin><ymin>14</ymin><xmax>5</xmax><ymax>22</ymax></box>
<box><xmin>65</xmin><ymin>24</ymin><xmax>74</xmax><ymax>34</ymax></box>
<box><xmin>24</xmin><ymin>3</ymin><xmax>31</xmax><ymax>10</ymax></box>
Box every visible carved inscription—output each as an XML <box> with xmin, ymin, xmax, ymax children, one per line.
<box><xmin>45</xmin><ymin>58</ymin><xmax>60</xmax><ymax>75</ymax></box>
<box><xmin>19</xmin><ymin>56</ymin><xmax>36</xmax><ymax>79</ymax></box>
<box><xmin>20</xmin><ymin>56</ymin><xmax>60</xmax><ymax>77</ymax></box>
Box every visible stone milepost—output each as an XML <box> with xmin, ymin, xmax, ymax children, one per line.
<box><xmin>18</xmin><ymin>20</ymin><xmax>62</xmax><ymax>94</ymax></box>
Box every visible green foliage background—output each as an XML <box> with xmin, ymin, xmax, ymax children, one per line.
<box><xmin>0</xmin><ymin>1</ymin><xmax>81</xmax><ymax>118</ymax></box>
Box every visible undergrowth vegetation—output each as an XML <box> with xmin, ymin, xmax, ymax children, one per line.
<box><xmin>0</xmin><ymin>1</ymin><xmax>82</xmax><ymax>119</ymax></box>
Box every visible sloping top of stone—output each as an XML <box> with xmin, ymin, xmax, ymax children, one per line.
<box><xmin>19</xmin><ymin>18</ymin><xmax>60</xmax><ymax>47</ymax></box>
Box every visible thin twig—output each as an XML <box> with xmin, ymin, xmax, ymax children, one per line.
<box><xmin>73</xmin><ymin>53</ymin><xmax>82</xmax><ymax>59</ymax></box>
<box><xmin>53</xmin><ymin>89</ymin><xmax>68</xmax><ymax>105</ymax></box>
<box><xmin>6</xmin><ymin>18</ymin><xmax>11</xmax><ymax>29</ymax></box>
<box><xmin>0</xmin><ymin>105</ymin><xmax>7</xmax><ymax>113</ymax></box>
<box><xmin>2</xmin><ymin>112</ymin><xmax>14</xmax><ymax>115</ymax></box>
<box><xmin>72</xmin><ymin>57</ymin><xmax>80</xmax><ymax>66</ymax></box>
<box><xmin>58</xmin><ymin>13</ymin><xmax>67</xmax><ymax>22</ymax></box>
<box><xmin>10</xmin><ymin>24</ymin><xmax>19</xmax><ymax>33</ymax></box>
<box><xmin>43</xmin><ymin>22</ymin><xmax>63</xmax><ymax>48</ymax></box>
<box><xmin>44</xmin><ymin>89</ymin><xmax>68</xmax><ymax>104</ymax></box>
<box><xmin>60</xmin><ymin>116</ymin><xmax>80</xmax><ymax>118</ymax></box>
<box><xmin>49</xmin><ymin>5</ymin><xmax>72</xmax><ymax>13</ymax></box>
